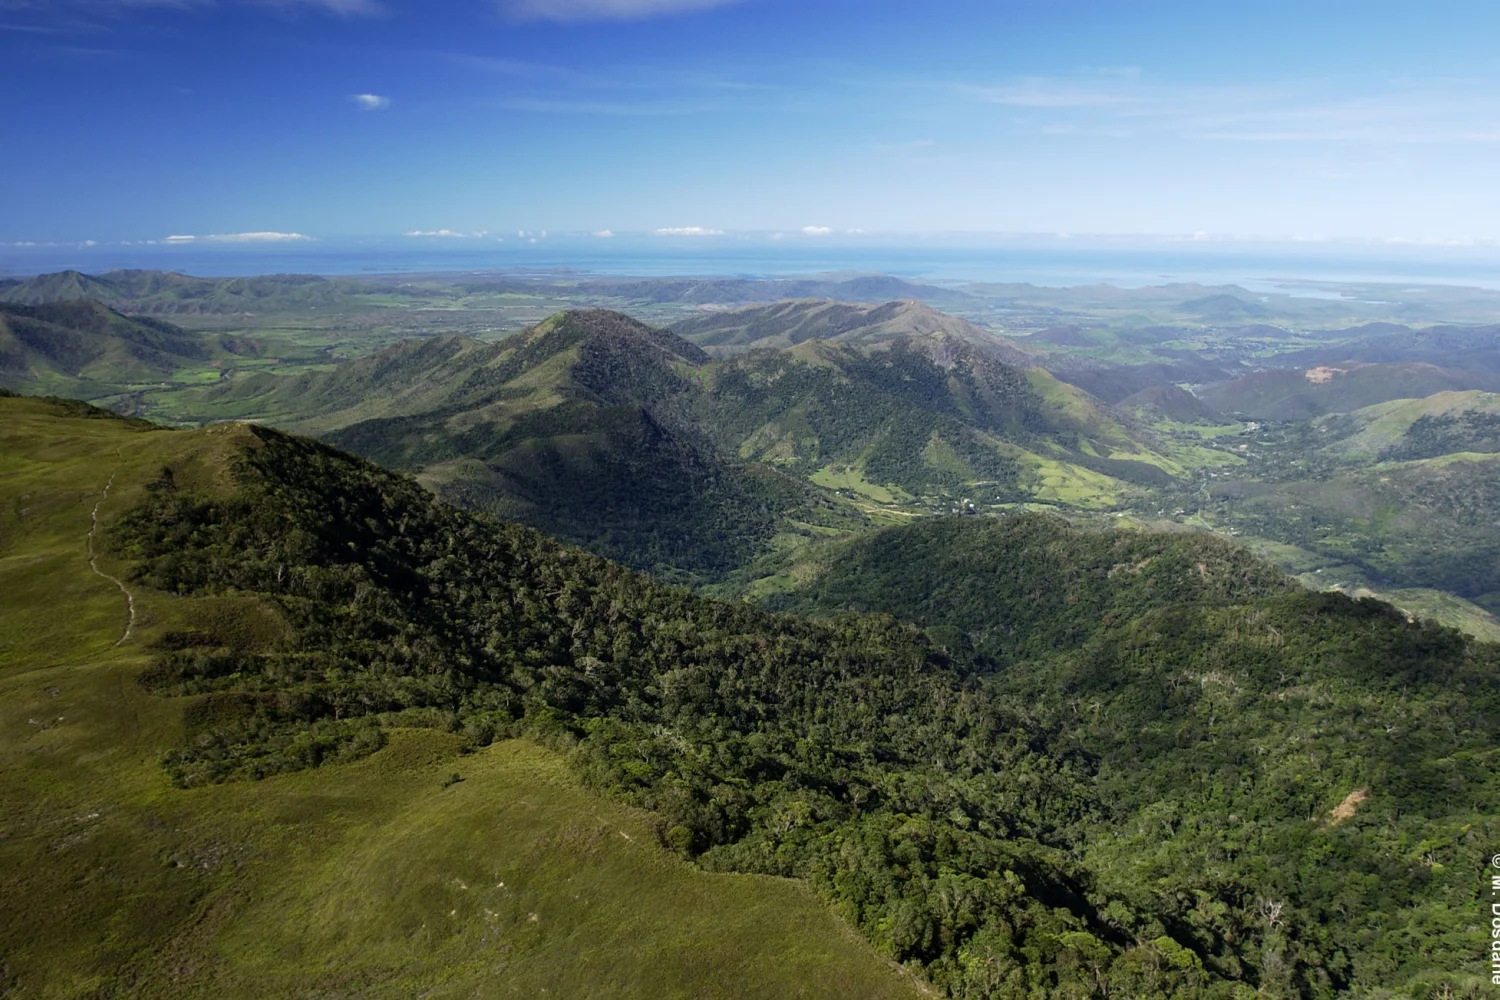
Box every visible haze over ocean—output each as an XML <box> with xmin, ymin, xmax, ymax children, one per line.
<box><xmin>3</xmin><ymin>235</ymin><xmax>1499</xmax><ymax>293</ymax></box>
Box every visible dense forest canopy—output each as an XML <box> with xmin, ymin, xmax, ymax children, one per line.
<box><xmin>104</xmin><ymin>419</ymin><xmax>1500</xmax><ymax>1000</ymax></box>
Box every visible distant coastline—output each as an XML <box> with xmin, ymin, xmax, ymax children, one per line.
<box><xmin>4</xmin><ymin>234</ymin><xmax>1500</xmax><ymax>293</ymax></box>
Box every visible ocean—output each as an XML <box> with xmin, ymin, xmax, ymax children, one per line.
<box><xmin>2</xmin><ymin>234</ymin><xmax>1499</xmax><ymax>293</ymax></box>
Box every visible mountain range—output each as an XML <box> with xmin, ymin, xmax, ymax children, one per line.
<box><xmin>0</xmin><ymin>299</ymin><xmax>261</xmax><ymax>398</ymax></box>
<box><xmin>164</xmin><ymin>306</ymin><xmax>1202</xmax><ymax>580</ymax></box>
<box><xmin>3</xmin><ymin>391</ymin><xmax>1494</xmax><ymax>998</ymax></box>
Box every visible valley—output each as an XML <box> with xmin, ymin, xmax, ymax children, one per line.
<box><xmin>7</xmin><ymin>268</ymin><xmax>1497</xmax><ymax>637</ymax></box>
<box><xmin>2</xmin><ymin>263</ymin><xmax>1500</xmax><ymax>996</ymax></box>
<box><xmin>2</xmin><ymin>389</ymin><xmax>1496</xmax><ymax>997</ymax></box>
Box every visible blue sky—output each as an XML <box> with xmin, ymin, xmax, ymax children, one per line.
<box><xmin>5</xmin><ymin>0</ymin><xmax>1500</xmax><ymax>244</ymax></box>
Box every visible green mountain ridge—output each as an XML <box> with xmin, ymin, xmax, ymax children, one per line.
<box><xmin>0</xmin><ymin>299</ymin><xmax>262</xmax><ymax>397</ymax></box>
<box><xmin>151</xmin><ymin>308</ymin><xmax>1200</xmax><ymax>579</ymax></box>
<box><xmin>0</xmin><ymin>392</ymin><xmax>925</xmax><ymax>999</ymax></box>
<box><xmin>670</xmin><ymin>298</ymin><xmax>1035</xmax><ymax>362</ymax></box>
<box><xmin>758</xmin><ymin>512</ymin><xmax>1500</xmax><ymax>997</ymax></box>
<box><xmin>1118</xmin><ymin>383</ymin><xmax>1229</xmax><ymax>424</ymax></box>
<box><xmin>0</xmin><ymin>268</ymin><xmax>401</xmax><ymax>316</ymax></box>
<box><xmin>1199</xmin><ymin>361</ymin><xmax>1500</xmax><ymax>419</ymax></box>
<box><xmin>6</xmin><ymin>396</ymin><xmax>1495</xmax><ymax>997</ymax></box>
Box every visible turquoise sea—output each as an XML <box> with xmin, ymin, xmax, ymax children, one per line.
<box><xmin>2</xmin><ymin>234</ymin><xmax>1498</xmax><ymax>293</ymax></box>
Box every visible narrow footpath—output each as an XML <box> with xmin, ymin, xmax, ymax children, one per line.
<box><xmin>87</xmin><ymin>475</ymin><xmax>137</xmax><ymax>646</ymax></box>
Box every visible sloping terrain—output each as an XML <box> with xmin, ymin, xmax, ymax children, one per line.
<box><xmin>763</xmin><ymin>512</ymin><xmax>1500</xmax><ymax>997</ymax></box>
<box><xmin>1320</xmin><ymin>390</ymin><xmax>1500</xmax><ymax>461</ymax></box>
<box><xmin>0</xmin><ymin>269</ymin><xmax>401</xmax><ymax>316</ymax></box>
<box><xmin>0</xmin><ymin>300</ymin><xmax>260</xmax><ymax>397</ymax></box>
<box><xmin>1199</xmin><ymin>361</ymin><xmax>1500</xmax><ymax>419</ymax></box>
<box><xmin>0</xmin><ymin>269</ymin><xmax>979</xmax><ymax>319</ymax></box>
<box><xmin>1208</xmin><ymin>451</ymin><xmax>1500</xmax><ymax>612</ymax></box>
<box><xmin>175</xmin><ymin>333</ymin><xmax>510</xmax><ymax>434</ymax></box>
<box><xmin>0</xmin><ymin>393</ymin><xmax>925</xmax><ymax>999</ymax></box>
<box><xmin>1272</xmin><ymin>323</ymin><xmax>1500</xmax><ymax>372</ymax></box>
<box><xmin>313</xmin><ymin>311</ymin><xmax>820</xmax><ymax>581</ymax></box>
<box><xmin>1117</xmin><ymin>383</ymin><xmax>1229</xmax><ymax>424</ymax></box>
<box><xmin>10</xmin><ymin>392</ymin><xmax>1499</xmax><ymax>997</ymax></box>
<box><xmin>148</xmin><ymin>309</ymin><xmax>1197</xmax><ymax>576</ymax></box>
<box><xmin>697</xmin><ymin>333</ymin><xmax>1194</xmax><ymax>503</ymax></box>
<box><xmin>671</xmin><ymin>298</ymin><xmax>1033</xmax><ymax>362</ymax></box>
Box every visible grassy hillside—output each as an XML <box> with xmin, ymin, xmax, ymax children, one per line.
<box><xmin>0</xmin><ymin>300</ymin><xmax>262</xmax><ymax>399</ymax></box>
<box><xmin>132</xmin><ymin>309</ymin><xmax>1198</xmax><ymax>578</ymax></box>
<box><xmin>316</xmin><ymin>311</ymin><xmax>831</xmax><ymax>582</ymax></box>
<box><xmin>163</xmin><ymin>333</ymin><xmax>506</xmax><ymax>433</ymax></box>
<box><xmin>0</xmin><ymin>269</ymin><xmax>405</xmax><ymax>317</ymax></box>
<box><xmin>8</xmin><ymin>393</ymin><xmax>1500</xmax><ymax>997</ymax></box>
<box><xmin>671</xmin><ymin>298</ymin><xmax>1033</xmax><ymax>361</ymax></box>
<box><xmin>1199</xmin><ymin>361</ymin><xmax>1500</xmax><ymax>419</ymax></box>
<box><xmin>1314</xmin><ymin>390</ymin><xmax>1500</xmax><ymax>461</ymax></box>
<box><xmin>0</xmin><ymin>392</ymin><xmax>924</xmax><ymax>999</ymax></box>
<box><xmin>1207</xmin><ymin>451</ymin><xmax>1500</xmax><ymax>612</ymax></box>
<box><xmin>1118</xmin><ymin>383</ymin><xmax>1229</xmax><ymax>424</ymax></box>
<box><xmin>1273</xmin><ymin>323</ymin><xmax>1500</xmax><ymax>372</ymax></box>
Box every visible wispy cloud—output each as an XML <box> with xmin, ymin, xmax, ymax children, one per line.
<box><xmin>493</xmin><ymin>95</ymin><xmax>694</xmax><ymax>115</ymax></box>
<box><xmin>4</xmin><ymin>0</ymin><xmax>384</xmax><ymax>15</ymax></box>
<box><xmin>963</xmin><ymin>78</ymin><xmax>1144</xmax><ymax>109</ymax></box>
<box><xmin>654</xmin><ymin>226</ymin><xmax>722</xmax><ymax>236</ymax></box>
<box><xmin>801</xmin><ymin>225</ymin><xmax>831</xmax><ymax>236</ymax></box>
<box><xmin>404</xmin><ymin>229</ymin><xmax>487</xmax><ymax>238</ymax></box>
<box><xmin>942</xmin><ymin>72</ymin><xmax>1500</xmax><ymax>146</ymax></box>
<box><xmin>165</xmin><ymin>231</ymin><xmax>313</xmax><ymax>242</ymax></box>
<box><xmin>352</xmin><ymin>92</ymin><xmax>390</xmax><ymax>111</ymax></box>
<box><xmin>592</xmin><ymin>229</ymin><xmax>614</xmax><ymax>237</ymax></box>
<box><xmin>498</xmin><ymin>0</ymin><xmax>748</xmax><ymax>23</ymax></box>
<box><xmin>278</xmin><ymin>0</ymin><xmax>384</xmax><ymax>13</ymax></box>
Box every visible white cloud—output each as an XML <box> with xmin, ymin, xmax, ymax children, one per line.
<box><xmin>654</xmin><ymin>226</ymin><xmax>723</xmax><ymax>236</ymax></box>
<box><xmin>499</xmin><ymin>0</ymin><xmax>747</xmax><ymax>23</ymax></box>
<box><xmin>209</xmin><ymin>232</ymin><xmax>312</xmax><ymax>242</ymax></box>
<box><xmin>164</xmin><ymin>232</ymin><xmax>311</xmax><ymax>243</ymax></box>
<box><xmin>352</xmin><ymin>93</ymin><xmax>390</xmax><ymax>111</ymax></box>
<box><xmin>801</xmin><ymin>225</ymin><xmax>832</xmax><ymax>236</ymax></box>
<box><xmin>405</xmin><ymin>229</ymin><xmax>478</xmax><ymax>238</ymax></box>
<box><xmin>592</xmin><ymin>229</ymin><xmax>614</xmax><ymax>238</ymax></box>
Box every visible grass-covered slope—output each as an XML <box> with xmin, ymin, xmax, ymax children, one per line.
<box><xmin>172</xmin><ymin>333</ymin><xmax>501</xmax><ymax>433</ymax></box>
<box><xmin>0</xmin><ymin>300</ymin><xmax>260</xmax><ymax>398</ymax></box>
<box><xmin>1118</xmin><ymin>383</ymin><xmax>1229</xmax><ymax>424</ymax></box>
<box><xmin>672</xmin><ymin>298</ymin><xmax>1034</xmax><ymax>361</ymax></box>
<box><xmin>1200</xmin><ymin>361</ymin><xmax>1500</xmax><ymax>419</ymax></box>
<box><xmin>11</xmin><ymin>393</ymin><xmax>1499</xmax><ymax>997</ymax></box>
<box><xmin>316</xmin><ymin>311</ymin><xmax>825</xmax><ymax>581</ymax></box>
<box><xmin>1322</xmin><ymin>390</ymin><xmax>1500</xmax><ymax>462</ymax></box>
<box><xmin>0</xmin><ymin>393</ymin><xmax>924</xmax><ymax>1000</ymax></box>
<box><xmin>698</xmin><ymin>337</ymin><xmax>1041</xmax><ymax>494</ymax></box>
<box><xmin>160</xmin><ymin>309</ymin><xmax>1193</xmax><ymax>577</ymax></box>
<box><xmin>1209</xmin><ymin>450</ymin><xmax>1500</xmax><ymax>613</ymax></box>
<box><xmin>0</xmin><ymin>268</ymin><xmax>398</xmax><ymax>317</ymax></box>
<box><xmin>1273</xmin><ymin>323</ymin><xmax>1500</xmax><ymax>373</ymax></box>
